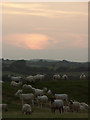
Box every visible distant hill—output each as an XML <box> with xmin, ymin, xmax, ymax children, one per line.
<box><xmin>2</xmin><ymin>58</ymin><xmax>89</xmax><ymax>74</ymax></box>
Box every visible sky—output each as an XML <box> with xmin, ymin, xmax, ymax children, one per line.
<box><xmin>1</xmin><ymin>2</ymin><xmax>88</xmax><ymax>62</ymax></box>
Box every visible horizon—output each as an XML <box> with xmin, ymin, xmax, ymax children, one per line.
<box><xmin>1</xmin><ymin>58</ymin><xmax>88</xmax><ymax>63</ymax></box>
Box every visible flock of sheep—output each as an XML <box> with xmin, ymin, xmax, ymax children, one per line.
<box><xmin>1</xmin><ymin>72</ymin><xmax>89</xmax><ymax>116</ymax></box>
<box><xmin>9</xmin><ymin>72</ymin><xmax>86</xmax><ymax>83</ymax></box>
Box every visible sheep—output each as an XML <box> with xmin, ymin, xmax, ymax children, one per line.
<box><xmin>62</xmin><ymin>74</ymin><xmax>68</xmax><ymax>80</ymax></box>
<box><xmin>34</xmin><ymin>74</ymin><xmax>45</xmax><ymax>81</ymax></box>
<box><xmin>0</xmin><ymin>104</ymin><xmax>8</xmax><ymax>112</ymax></box>
<box><xmin>22</xmin><ymin>104</ymin><xmax>32</xmax><ymax>115</ymax></box>
<box><xmin>80</xmin><ymin>73</ymin><xmax>86</xmax><ymax>80</ymax></box>
<box><xmin>80</xmin><ymin>102</ymin><xmax>89</xmax><ymax>110</ymax></box>
<box><xmin>55</xmin><ymin>94</ymin><xmax>68</xmax><ymax>102</ymax></box>
<box><xmin>22</xmin><ymin>84</ymin><xmax>32</xmax><ymax>90</ymax></box>
<box><xmin>37</xmin><ymin>95</ymin><xmax>48</xmax><ymax>108</ymax></box>
<box><xmin>43</xmin><ymin>87</ymin><xmax>47</xmax><ymax>92</ymax></box>
<box><xmin>80</xmin><ymin>105</ymin><xmax>87</xmax><ymax>112</ymax></box>
<box><xmin>32</xmin><ymin>88</ymin><xmax>44</xmax><ymax>97</ymax></box>
<box><xmin>11</xmin><ymin>76</ymin><xmax>22</xmax><ymax>82</ymax></box>
<box><xmin>11</xmin><ymin>81</ymin><xmax>22</xmax><ymax>87</ymax></box>
<box><xmin>26</xmin><ymin>76</ymin><xmax>35</xmax><ymax>83</ymax></box>
<box><xmin>63</xmin><ymin>106</ymin><xmax>70</xmax><ymax>112</ymax></box>
<box><xmin>50</xmin><ymin>99</ymin><xmax>64</xmax><ymax>113</ymax></box>
<box><xmin>53</xmin><ymin>74</ymin><xmax>61</xmax><ymax>80</ymax></box>
<box><xmin>15</xmin><ymin>90</ymin><xmax>34</xmax><ymax>106</ymax></box>
<box><xmin>15</xmin><ymin>89</ymin><xmax>23</xmax><ymax>95</ymax></box>
<box><xmin>69</xmin><ymin>100</ymin><xmax>80</xmax><ymax>112</ymax></box>
<box><xmin>47</xmin><ymin>90</ymin><xmax>52</xmax><ymax>96</ymax></box>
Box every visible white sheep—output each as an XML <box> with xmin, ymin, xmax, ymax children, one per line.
<box><xmin>37</xmin><ymin>95</ymin><xmax>48</xmax><ymax>108</ymax></box>
<box><xmin>55</xmin><ymin>94</ymin><xmax>68</xmax><ymax>102</ymax></box>
<box><xmin>47</xmin><ymin>90</ymin><xmax>52</xmax><ymax>96</ymax></box>
<box><xmin>11</xmin><ymin>81</ymin><xmax>22</xmax><ymax>87</ymax></box>
<box><xmin>11</xmin><ymin>76</ymin><xmax>22</xmax><ymax>82</ymax></box>
<box><xmin>22</xmin><ymin>104</ymin><xmax>32</xmax><ymax>115</ymax></box>
<box><xmin>15</xmin><ymin>89</ymin><xmax>23</xmax><ymax>95</ymax></box>
<box><xmin>32</xmin><ymin>88</ymin><xmax>44</xmax><ymax>97</ymax></box>
<box><xmin>26</xmin><ymin>76</ymin><xmax>35</xmax><ymax>83</ymax></box>
<box><xmin>80</xmin><ymin>102</ymin><xmax>89</xmax><ymax>110</ymax></box>
<box><xmin>51</xmin><ymin>99</ymin><xmax>64</xmax><ymax>113</ymax></box>
<box><xmin>80</xmin><ymin>105</ymin><xmax>86</xmax><ymax>112</ymax></box>
<box><xmin>15</xmin><ymin>90</ymin><xmax>34</xmax><ymax>106</ymax></box>
<box><xmin>22</xmin><ymin>84</ymin><xmax>32</xmax><ymax>90</ymax></box>
<box><xmin>69</xmin><ymin>100</ymin><xmax>80</xmax><ymax>112</ymax></box>
<box><xmin>80</xmin><ymin>73</ymin><xmax>86</xmax><ymax>79</ymax></box>
<box><xmin>62</xmin><ymin>74</ymin><xmax>68</xmax><ymax>80</ymax></box>
<box><xmin>43</xmin><ymin>87</ymin><xmax>47</xmax><ymax>92</ymax></box>
<box><xmin>63</xmin><ymin>106</ymin><xmax>70</xmax><ymax>112</ymax></box>
<box><xmin>53</xmin><ymin>74</ymin><xmax>61</xmax><ymax>80</ymax></box>
<box><xmin>0</xmin><ymin>104</ymin><xmax>8</xmax><ymax>112</ymax></box>
<box><xmin>34</xmin><ymin>74</ymin><xmax>45</xmax><ymax>81</ymax></box>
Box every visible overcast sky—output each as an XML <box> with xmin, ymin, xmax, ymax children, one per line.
<box><xmin>2</xmin><ymin>2</ymin><xmax>88</xmax><ymax>62</ymax></box>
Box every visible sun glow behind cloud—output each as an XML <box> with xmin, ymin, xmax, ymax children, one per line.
<box><xmin>4</xmin><ymin>34</ymin><xmax>53</xmax><ymax>50</ymax></box>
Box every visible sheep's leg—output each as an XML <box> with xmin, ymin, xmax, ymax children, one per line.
<box><xmin>21</xmin><ymin>99</ymin><xmax>24</xmax><ymax>105</ymax></box>
<box><xmin>59</xmin><ymin>108</ymin><xmax>61</xmax><ymax>114</ymax></box>
<box><xmin>62</xmin><ymin>106</ymin><xmax>64</xmax><ymax>113</ymax></box>
<box><xmin>54</xmin><ymin>108</ymin><xmax>55</xmax><ymax>113</ymax></box>
<box><xmin>32</xmin><ymin>100</ymin><xmax>34</xmax><ymax>107</ymax></box>
<box><xmin>38</xmin><ymin>103</ymin><xmax>39</xmax><ymax>108</ymax></box>
<box><xmin>41</xmin><ymin>103</ymin><xmax>42</xmax><ymax>108</ymax></box>
<box><xmin>51</xmin><ymin>108</ymin><xmax>54</xmax><ymax>113</ymax></box>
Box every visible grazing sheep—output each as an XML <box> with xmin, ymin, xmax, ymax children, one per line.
<box><xmin>51</xmin><ymin>99</ymin><xmax>64</xmax><ymax>113</ymax></box>
<box><xmin>11</xmin><ymin>76</ymin><xmax>22</xmax><ymax>82</ymax></box>
<box><xmin>15</xmin><ymin>90</ymin><xmax>34</xmax><ymax>106</ymax></box>
<box><xmin>80</xmin><ymin>73</ymin><xmax>86</xmax><ymax>80</ymax></box>
<box><xmin>34</xmin><ymin>74</ymin><xmax>45</xmax><ymax>81</ymax></box>
<box><xmin>80</xmin><ymin>105</ymin><xmax>87</xmax><ymax>112</ymax></box>
<box><xmin>15</xmin><ymin>89</ymin><xmax>23</xmax><ymax>95</ymax></box>
<box><xmin>22</xmin><ymin>84</ymin><xmax>32</xmax><ymax>90</ymax></box>
<box><xmin>26</xmin><ymin>76</ymin><xmax>35</xmax><ymax>83</ymax></box>
<box><xmin>37</xmin><ymin>95</ymin><xmax>48</xmax><ymax>108</ymax></box>
<box><xmin>11</xmin><ymin>81</ymin><xmax>22</xmax><ymax>87</ymax></box>
<box><xmin>63</xmin><ymin>106</ymin><xmax>70</xmax><ymax>112</ymax></box>
<box><xmin>62</xmin><ymin>74</ymin><xmax>68</xmax><ymax>80</ymax></box>
<box><xmin>53</xmin><ymin>74</ymin><xmax>61</xmax><ymax>80</ymax></box>
<box><xmin>55</xmin><ymin>94</ymin><xmax>68</xmax><ymax>102</ymax></box>
<box><xmin>69</xmin><ymin>100</ymin><xmax>80</xmax><ymax>112</ymax></box>
<box><xmin>0</xmin><ymin>104</ymin><xmax>8</xmax><ymax>112</ymax></box>
<box><xmin>80</xmin><ymin>102</ymin><xmax>89</xmax><ymax>110</ymax></box>
<box><xmin>47</xmin><ymin>90</ymin><xmax>52</xmax><ymax>96</ymax></box>
<box><xmin>32</xmin><ymin>88</ymin><xmax>44</xmax><ymax>97</ymax></box>
<box><xmin>43</xmin><ymin>87</ymin><xmax>47</xmax><ymax>92</ymax></box>
<box><xmin>22</xmin><ymin>104</ymin><xmax>32</xmax><ymax>115</ymax></box>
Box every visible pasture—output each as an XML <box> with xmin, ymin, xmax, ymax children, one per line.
<box><xmin>2</xmin><ymin>79</ymin><xmax>88</xmax><ymax>118</ymax></box>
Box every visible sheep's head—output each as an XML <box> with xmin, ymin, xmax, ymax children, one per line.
<box><xmin>43</xmin><ymin>87</ymin><xmax>47</xmax><ymax>93</ymax></box>
<box><xmin>15</xmin><ymin>90</ymin><xmax>22</xmax><ymax>97</ymax></box>
<box><xmin>69</xmin><ymin>100</ymin><xmax>73</xmax><ymax>104</ymax></box>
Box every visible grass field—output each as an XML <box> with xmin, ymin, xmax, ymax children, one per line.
<box><xmin>2</xmin><ymin>79</ymin><xmax>89</xmax><ymax>118</ymax></box>
<box><xmin>2</xmin><ymin>108</ymin><xmax>88</xmax><ymax>118</ymax></box>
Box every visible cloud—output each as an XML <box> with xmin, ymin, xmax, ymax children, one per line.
<box><xmin>1</xmin><ymin>3</ymin><xmax>88</xmax><ymax>18</ymax></box>
<box><xmin>3</xmin><ymin>33</ymin><xmax>53</xmax><ymax>50</ymax></box>
<box><xmin>55</xmin><ymin>33</ymin><xmax>88</xmax><ymax>49</ymax></box>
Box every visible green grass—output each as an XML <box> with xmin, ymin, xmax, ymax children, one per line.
<box><xmin>2</xmin><ymin>80</ymin><xmax>88</xmax><ymax>118</ymax></box>
<box><xmin>2</xmin><ymin>107</ymin><xmax>88</xmax><ymax>118</ymax></box>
